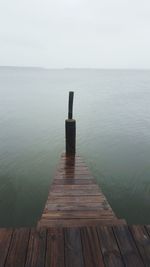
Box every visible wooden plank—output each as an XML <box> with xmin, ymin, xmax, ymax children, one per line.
<box><xmin>37</xmin><ymin>219</ymin><xmax>126</xmax><ymax>228</ymax></box>
<box><xmin>54</xmin><ymin>176</ymin><xmax>93</xmax><ymax>180</ymax></box>
<box><xmin>0</xmin><ymin>229</ymin><xmax>13</xmax><ymax>267</ymax></box>
<box><xmin>50</xmin><ymin>190</ymin><xmax>95</xmax><ymax>194</ymax></box>
<box><xmin>113</xmin><ymin>225</ymin><xmax>144</xmax><ymax>267</ymax></box>
<box><xmin>58</xmin><ymin>165</ymin><xmax>89</xmax><ymax>170</ymax></box>
<box><xmin>47</xmin><ymin>196</ymin><xmax>106</xmax><ymax>203</ymax></box>
<box><xmin>59</xmin><ymin>169</ymin><xmax>90</xmax><ymax>173</ymax></box>
<box><xmin>81</xmin><ymin>227</ymin><xmax>105</xmax><ymax>267</ymax></box>
<box><xmin>42</xmin><ymin>210</ymin><xmax>115</xmax><ymax>219</ymax></box>
<box><xmin>45</xmin><ymin>228</ymin><xmax>64</xmax><ymax>267</ymax></box>
<box><xmin>5</xmin><ymin>228</ymin><xmax>30</xmax><ymax>267</ymax></box>
<box><xmin>45</xmin><ymin>202</ymin><xmax>110</xmax><ymax>211</ymax></box>
<box><xmin>53</xmin><ymin>179</ymin><xmax>96</xmax><ymax>185</ymax></box>
<box><xmin>58</xmin><ymin>170</ymin><xmax>89</xmax><ymax>174</ymax></box>
<box><xmin>60</xmin><ymin>161</ymin><xmax>85</xmax><ymax>166</ymax></box>
<box><xmin>55</xmin><ymin>174</ymin><xmax>94</xmax><ymax>179</ymax></box>
<box><xmin>64</xmin><ymin>228</ymin><xmax>84</xmax><ymax>267</ymax></box>
<box><xmin>49</xmin><ymin>190</ymin><xmax>102</xmax><ymax>196</ymax></box>
<box><xmin>25</xmin><ymin>228</ymin><xmax>46</xmax><ymax>267</ymax></box>
<box><xmin>59</xmin><ymin>164</ymin><xmax>87</xmax><ymax>168</ymax></box>
<box><xmin>58</xmin><ymin>168</ymin><xmax>86</xmax><ymax>172</ymax></box>
<box><xmin>129</xmin><ymin>225</ymin><xmax>150</xmax><ymax>266</ymax></box>
<box><xmin>51</xmin><ymin>184</ymin><xmax>99</xmax><ymax>190</ymax></box>
<box><xmin>97</xmin><ymin>226</ymin><xmax>124</xmax><ymax>267</ymax></box>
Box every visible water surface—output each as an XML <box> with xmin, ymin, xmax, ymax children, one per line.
<box><xmin>0</xmin><ymin>68</ymin><xmax>150</xmax><ymax>226</ymax></box>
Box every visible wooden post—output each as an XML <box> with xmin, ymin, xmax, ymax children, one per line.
<box><xmin>65</xmin><ymin>92</ymin><xmax>76</xmax><ymax>155</ymax></box>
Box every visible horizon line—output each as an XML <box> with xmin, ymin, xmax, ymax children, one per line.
<box><xmin>0</xmin><ymin>65</ymin><xmax>150</xmax><ymax>71</ymax></box>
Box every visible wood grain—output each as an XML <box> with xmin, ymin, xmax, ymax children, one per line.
<box><xmin>0</xmin><ymin>229</ymin><xmax>13</xmax><ymax>267</ymax></box>
<box><xmin>129</xmin><ymin>225</ymin><xmax>150</xmax><ymax>266</ymax></box>
<box><xmin>81</xmin><ymin>227</ymin><xmax>105</xmax><ymax>267</ymax></box>
<box><xmin>97</xmin><ymin>226</ymin><xmax>124</xmax><ymax>267</ymax></box>
<box><xmin>64</xmin><ymin>228</ymin><xmax>84</xmax><ymax>267</ymax></box>
<box><xmin>25</xmin><ymin>228</ymin><xmax>46</xmax><ymax>267</ymax></box>
<box><xmin>0</xmin><ymin>225</ymin><xmax>150</xmax><ymax>266</ymax></box>
<box><xmin>38</xmin><ymin>154</ymin><xmax>122</xmax><ymax>227</ymax></box>
<box><xmin>113</xmin><ymin>225</ymin><xmax>144</xmax><ymax>267</ymax></box>
<box><xmin>5</xmin><ymin>228</ymin><xmax>30</xmax><ymax>267</ymax></box>
<box><xmin>45</xmin><ymin>228</ymin><xmax>64</xmax><ymax>267</ymax></box>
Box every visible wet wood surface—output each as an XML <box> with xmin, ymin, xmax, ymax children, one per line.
<box><xmin>38</xmin><ymin>154</ymin><xmax>124</xmax><ymax>228</ymax></box>
<box><xmin>0</xmin><ymin>225</ymin><xmax>150</xmax><ymax>266</ymax></box>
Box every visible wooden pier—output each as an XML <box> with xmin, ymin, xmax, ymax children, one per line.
<box><xmin>0</xmin><ymin>156</ymin><xmax>150</xmax><ymax>266</ymax></box>
<box><xmin>38</xmin><ymin>154</ymin><xmax>125</xmax><ymax>228</ymax></box>
<box><xmin>0</xmin><ymin>225</ymin><xmax>150</xmax><ymax>266</ymax></box>
<box><xmin>0</xmin><ymin>92</ymin><xmax>150</xmax><ymax>266</ymax></box>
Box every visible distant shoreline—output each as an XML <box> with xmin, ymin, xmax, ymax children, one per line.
<box><xmin>0</xmin><ymin>66</ymin><xmax>47</xmax><ymax>70</ymax></box>
<box><xmin>0</xmin><ymin>66</ymin><xmax>150</xmax><ymax>71</ymax></box>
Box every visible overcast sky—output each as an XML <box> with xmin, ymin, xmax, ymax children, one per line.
<box><xmin>0</xmin><ymin>0</ymin><xmax>150</xmax><ymax>68</ymax></box>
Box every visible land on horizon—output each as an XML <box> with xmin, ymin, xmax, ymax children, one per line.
<box><xmin>0</xmin><ymin>66</ymin><xmax>150</xmax><ymax>71</ymax></box>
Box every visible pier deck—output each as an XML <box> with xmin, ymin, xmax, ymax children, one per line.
<box><xmin>0</xmin><ymin>225</ymin><xmax>150</xmax><ymax>266</ymax></box>
<box><xmin>0</xmin><ymin>155</ymin><xmax>150</xmax><ymax>266</ymax></box>
<box><xmin>38</xmin><ymin>154</ymin><xmax>125</xmax><ymax>228</ymax></box>
<box><xmin>1</xmin><ymin>91</ymin><xmax>149</xmax><ymax>266</ymax></box>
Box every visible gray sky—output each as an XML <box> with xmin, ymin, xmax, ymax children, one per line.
<box><xmin>0</xmin><ymin>0</ymin><xmax>150</xmax><ymax>68</ymax></box>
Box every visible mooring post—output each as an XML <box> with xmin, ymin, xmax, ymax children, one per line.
<box><xmin>65</xmin><ymin>91</ymin><xmax>76</xmax><ymax>155</ymax></box>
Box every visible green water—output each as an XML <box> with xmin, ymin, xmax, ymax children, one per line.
<box><xmin>0</xmin><ymin>68</ymin><xmax>150</xmax><ymax>226</ymax></box>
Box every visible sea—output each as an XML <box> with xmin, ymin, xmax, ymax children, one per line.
<box><xmin>0</xmin><ymin>67</ymin><xmax>150</xmax><ymax>226</ymax></box>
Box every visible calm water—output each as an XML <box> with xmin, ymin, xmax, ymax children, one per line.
<box><xmin>0</xmin><ymin>68</ymin><xmax>150</xmax><ymax>226</ymax></box>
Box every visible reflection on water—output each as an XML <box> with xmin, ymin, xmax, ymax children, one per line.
<box><xmin>0</xmin><ymin>68</ymin><xmax>150</xmax><ymax>226</ymax></box>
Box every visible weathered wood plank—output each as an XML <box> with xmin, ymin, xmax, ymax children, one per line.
<box><xmin>58</xmin><ymin>165</ymin><xmax>89</xmax><ymax>169</ymax></box>
<box><xmin>49</xmin><ymin>190</ymin><xmax>102</xmax><ymax>196</ymax></box>
<box><xmin>97</xmin><ymin>226</ymin><xmax>124</xmax><ymax>267</ymax></box>
<box><xmin>64</xmin><ymin>228</ymin><xmax>84</xmax><ymax>267</ymax></box>
<box><xmin>0</xmin><ymin>229</ymin><xmax>13</xmax><ymax>267</ymax></box>
<box><xmin>5</xmin><ymin>228</ymin><xmax>30</xmax><ymax>267</ymax></box>
<box><xmin>54</xmin><ymin>174</ymin><xmax>94</xmax><ymax>179</ymax></box>
<box><xmin>56</xmin><ymin>165</ymin><xmax>91</xmax><ymax>170</ymax></box>
<box><xmin>51</xmin><ymin>184</ymin><xmax>99</xmax><ymax>190</ymax></box>
<box><xmin>113</xmin><ymin>225</ymin><xmax>144</xmax><ymax>267</ymax></box>
<box><xmin>53</xmin><ymin>179</ymin><xmax>96</xmax><ymax>185</ymax></box>
<box><xmin>25</xmin><ymin>228</ymin><xmax>46</xmax><ymax>267</ymax></box>
<box><xmin>42</xmin><ymin>210</ymin><xmax>115</xmax><ymax>219</ymax></box>
<box><xmin>45</xmin><ymin>228</ymin><xmax>64</xmax><ymax>267</ymax></box>
<box><xmin>45</xmin><ymin>202</ymin><xmax>110</xmax><ymax>211</ymax></box>
<box><xmin>59</xmin><ymin>169</ymin><xmax>88</xmax><ymax>173</ymax></box>
<box><xmin>37</xmin><ymin>219</ymin><xmax>126</xmax><ymax>228</ymax></box>
<box><xmin>129</xmin><ymin>225</ymin><xmax>150</xmax><ymax>266</ymax></box>
<box><xmin>47</xmin><ymin>196</ymin><xmax>106</xmax><ymax>203</ymax></box>
<box><xmin>81</xmin><ymin>227</ymin><xmax>105</xmax><ymax>267</ymax></box>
